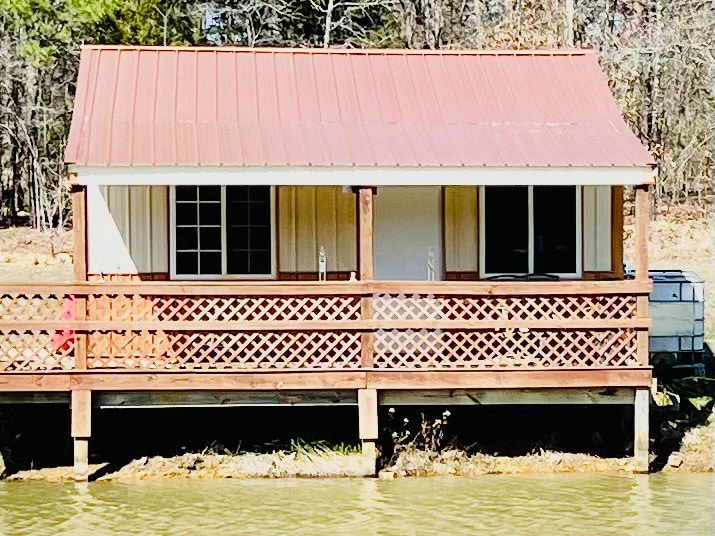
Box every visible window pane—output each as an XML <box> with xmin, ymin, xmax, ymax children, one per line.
<box><xmin>227</xmin><ymin>250</ymin><xmax>249</xmax><ymax>274</ymax></box>
<box><xmin>484</xmin><ymin>187</ymin><xmax>529</xmax><ymax>274</ymax></box>
<box><xmin>199</xmin><ymin>227</ymin><xmax>221</xmax><ymax>250</ymax></box>
<box><xmin>176</xmin><ymin>227</ymin><xmax>198</xmax><ymax>250</ymax></box>
<box><xmin>227</xmin><ymin>203</ymin><xmax>249</xmax><ymax>225</ymax></box>
<box><xmin>226</xmin><ymin>186</ymin><xmax>248</xmax><ymax>202</ymax></box>
<box><xmin>199</xmin><ymin>186</ymin><xmax>221</xmax><ymax>202</ymax></box>
<box><xmin>228</xmin><ymin>227</ymin><xmax>249</xmax><ymax>249</ymax></box>
<box><xmin>199</xmin><ymin>203</ymin><xmax>221</xmax><ymax>225</ymax></box>
<box><xmin>176</xmin><ymin>203</ymin><xmax>197</xmax><ymax>226</ymax></box>
<box><xmin>248</xmin><ymin>186</ymin><xmax>270</xmax><ymax>202</ymax></box>
<box><xmin>251</xmin><ymin>225</ymin><xmax>270</xmax><ymax>246</ymax></box>
<box><xmin>225</xmin><ymin>186</ymin><xmax>271</xmax><ymax>275</ymax></box>
<box><xmin>250</xmin><ymin>202</ymin><xmax>270</xmax><ymax>225</ymax></box>
<box><xmin>175</xmin><ymin>186</ymin><xmax>197</xmax><ymax>201</ymax></box>
<box><xmin>199</xmin><ymin>252</ymin><xmax>222</xmax><ymax>275</ymax></box>
<box><xmin>175</xmin><ymin>252</ymin><xmax>198</xmax><ymax>275</ymax></box>
<box><xmin>534</xmin><ymin>186</ymin><xmax>577</xmax><ymax>274</ymax></box>
<box><xmin>249</xmin><ymin>250</ymin><xmax>271</xmax><ymax>274</ymax></box>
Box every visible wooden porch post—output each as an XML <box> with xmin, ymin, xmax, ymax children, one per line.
<box><xmin>70</xmin><ymin>176</ymin><xmax>91</xmax><ymax>479</ymax></box>
<box><xmin>358</xmin><ymin>187</ymin><xmax>374</xmax><ymax>280</ymax></box>
<box><xmin>634</xmin><ymin>185</ymin><xmax>650</xmax><ymax>472</ymax></box>
<box><xmin>358</xmin><ymin>187</ymin><xmax>374</xmax><ymax>368</ymax></box>
<box><xmin>71</xmin><ymin>179</ymin><xmax>88</xmax><ymax>371</ymax></box>
<box><xmin>634</xmin><ymin>185</ymin><xmax>650</xmax><ymax>366</ymax></box>
<box><xmin>358</xmin><ymin>388</ymin><xmax>378</xmax><ymax>476</ymax></box>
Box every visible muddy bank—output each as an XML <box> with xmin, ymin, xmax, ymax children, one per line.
<box><xmin>7</xmin><ymin>452</ymin><xmax>371</xmax><ymax>482</ymax></box>
<box><xmin>382</xmin><ymin>449</ymin><xmax>640</xmax><ymax>476</ymax></box>
<box><xmin>7</xmin><ymin>451</ymin><xmax>640</xmax><ymax>481</ymax></box>
<box><xmin>663</xmin><ymin>412</ymin><xmax>714</xmax><ymax>473</ymax></box>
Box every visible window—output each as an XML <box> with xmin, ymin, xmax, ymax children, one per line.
<box><xmin>171</xmin><ymin>186</ymin><xmax>275</xmax><ymax>279</ymax></box>
<box><xmin>480</xmin><ymin>186</ymin><xmax>581</xmax><ymax>278</ymax></box>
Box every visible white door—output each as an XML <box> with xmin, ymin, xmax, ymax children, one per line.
<box><xmin>374</xmin><ymin>187</ymin><xmax>442</xmax><ymax>280</ymax></box>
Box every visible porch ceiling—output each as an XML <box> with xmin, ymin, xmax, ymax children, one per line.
<box><xmin>66</xmin><ymin>46</ymin><xmax>655</xmax><ymax>175</ymax></box>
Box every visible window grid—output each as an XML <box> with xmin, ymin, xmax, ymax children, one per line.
<box><xmin>172</xmin><ymin>186</ymin><xmax>274</xmax><ymax>279</ymax></box>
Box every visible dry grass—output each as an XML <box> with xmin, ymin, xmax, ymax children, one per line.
<box><xmin>624</xmin><ymin>203</ymin><xmax>714</xmax><ymax>340</ymax></box>
<box><xmin>0</xmin><ymin>227</ymin><xmax>73</xmax><ymax>282</ymax></box>
<box><xmin>385</xmin><ymin>449</ymin><xmax>640</xmax><ymax>476</ymax></box>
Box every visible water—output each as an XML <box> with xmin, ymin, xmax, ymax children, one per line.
<box><xmin>0</xmin><ymin>474</ymin><xmax>712</xmax><ymax>535</ymax></box>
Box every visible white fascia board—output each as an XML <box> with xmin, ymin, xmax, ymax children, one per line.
<box><xmin>70</xmin><ymin>165</ymin><xmax>655</xmax><ymax>186</ymax></box>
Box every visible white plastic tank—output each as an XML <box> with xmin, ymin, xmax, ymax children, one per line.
<box><xmin>649</xmin><ymin>270</ymin><xmax>705</xmax><ymax>353</ymax></box>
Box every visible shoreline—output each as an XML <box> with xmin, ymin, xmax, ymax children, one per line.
<box><xmin>4</xmin><ymin>446</ymin><xmax>712</xmax><ymax>483</ymax></box>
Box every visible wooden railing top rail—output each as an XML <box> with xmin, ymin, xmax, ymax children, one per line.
<box><xmin>0</xmin><ymin>280</ymin><xmax>652</xmax><ymax>296</ymax></box>
<box><xmin>0</xmin><ymin>318</ymin><xmax>652</xmax><ymax>332</ymax></box>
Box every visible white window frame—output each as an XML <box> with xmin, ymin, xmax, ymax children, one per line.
<box><xmin>169</xmin><ymin>185</ymin><xmax>277</xmax><ymax>280</ymax></box>
<box><xmin>479</xmin><ymin>185</ymin><xmax>582</xmax><ymax>279</ymax></box>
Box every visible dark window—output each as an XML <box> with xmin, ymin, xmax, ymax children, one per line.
<box><xmin>226</xmin><ymin>186</ymin><xmax>272</xmax><ymax>275</ymax></box>
<box><xmin>173</xmin><ymin>186</ymin><xmax>272</xmax><ymax>277</ymax></box>
<box><xmin>484</xmin><ymin>186</ymin><xmax>529</xmax><ymax>274</ymax></box>
<box><xmin>533</xmin><ymin>186</ymin><xmax>577</xmax><ymax>274</ymax></box>
<box><xmin>483</xmin><ymin>186</ymin><xmax>578</xmax><ymax>275</ymax></box>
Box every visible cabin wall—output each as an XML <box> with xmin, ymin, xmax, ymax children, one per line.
<box><xmin>278</xmin><ymin>186</ymin><xmax>357</xmax><ymax>275</ymax></box>
<box><xmin>86</xmin><ymin>185</ymin><xmax>168</xmax><ymax>275</ymax></box>
<box><xmin>84</xmin><ymin>183</ymin><xmax>617</xmax><ymax>280</ymax></box>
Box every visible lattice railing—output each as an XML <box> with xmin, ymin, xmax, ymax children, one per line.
<box><xmin>371</xmin><ymin>291</ymin><xmax>642</xmax><ymax>369</ymax></box>
<box><xmin>0</xmin><ymin>292</ymin><xmax>75</xmax><ymax>371</ymax></box>
<box><xmin>0</xmin><ymin>281</ymin><xmax>650</xmax><ymax>372</ymax></box>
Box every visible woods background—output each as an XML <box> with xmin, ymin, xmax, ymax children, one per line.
<box><xmin>1</xmin><ymin>0</ymin><xmax>713</xmax><ymax>229</ymax></box>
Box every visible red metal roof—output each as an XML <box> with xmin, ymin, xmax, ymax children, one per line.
<box><xmin>65</xmin><ymin>46</ymin><xmax>654</xmax><ymax>168</ymax></box>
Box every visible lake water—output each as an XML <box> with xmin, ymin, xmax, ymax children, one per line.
<box><xmin>0</xmin><ymin>474</ymin><xmax>713</xmax><ymax>535</ymax></box>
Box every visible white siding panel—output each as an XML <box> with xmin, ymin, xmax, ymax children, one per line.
<box><xmin>87</xmin><ymin>185</ymin><xmax>137</xmax><ymax>273</ymax></box>
<box><xmin>583</xmin><ymin>186</ymin><xmax>612</xmax><ymax>271</ymax></box>
<box><xmin>150</xmin><ymin>186</ymin><xmax>169</xmax><ymax>273</ymax></box>
<box><xmin>87</xmin><ymin>185</ymin><xmax>168</xmax><ymax>274</ymax></box>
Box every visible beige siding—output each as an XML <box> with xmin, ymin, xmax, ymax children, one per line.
<box><xmin>583</xmin><ymin>185</ymin><xmax>612</xmax><ymax>272</ymax></box>
<box><xmin>444</xmin><ymin>186</ymin><xmax>478</xmax><ymax>272</ymax></box>
<box><xmin>278</xmin><ymin>186</ymin><xmax>356</xmax><ymax>272</ymax></box>
<box><xmin>87</xmin><ymin>185</ymin><xmax>168</xmax><ymax>274</ymax></box>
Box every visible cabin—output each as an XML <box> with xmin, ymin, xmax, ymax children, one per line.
<box><xmin>0</xmin><ymin>46</ymin><xmax>655</xmax><ymax>476</ymax></box>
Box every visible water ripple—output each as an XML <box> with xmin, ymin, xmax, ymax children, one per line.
<box><xmin>0</xmin><ymin>474</ymin><xmax>712</xmax><ymax>535</ymax></box>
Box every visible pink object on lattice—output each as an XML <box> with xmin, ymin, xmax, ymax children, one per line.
<box><xmin>50</xmin><ymin>296</ymin><xmax>75</xmax><ymax>352</ymax></box>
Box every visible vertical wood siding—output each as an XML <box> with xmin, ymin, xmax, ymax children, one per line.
<box><xmin>444</xmin><ymin>186</ymin><xmax>479</xmax><ymax>273</ymax></box>
<box><xmin>86</xmin><ymin>185</ymin><xmax>168</xmax><ymax>274</ymax></box>
<box><xmin>278</xmin><ymin>186</ymin><xmax>356</xmax><ymax>272</ymax></box>
<box><xmin>583</xmin><ymin>185</ymin><xmax>612</xmax><ymax>272</ymax></box>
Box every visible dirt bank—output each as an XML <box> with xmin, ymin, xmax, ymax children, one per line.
<box><xmin>7</xmin><ymin>451</ymin><xmax>372</xmax><ymax>482</ymax></box>
<box><xmin>663</xmin><ymin>411</ymin><xmax>714</xmax><ymax>473</ymax></box>
<box><xmin>383</xmin><ymin>449</ymin><xmax>640</xmax><ymax>476</ymax></box>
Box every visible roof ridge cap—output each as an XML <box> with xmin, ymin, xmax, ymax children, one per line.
<box><xmin>80</xmin><ymin>44</ymin><xmax>597</xmax><ymax>56</ymax></box>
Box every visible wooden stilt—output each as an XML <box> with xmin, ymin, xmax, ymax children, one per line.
<box><xmin>634</xmin><ymin>388</ymin><xmax>650</xmax><ymax>473</ymax></box>
<box><xmin>358</xmin><ymin>388</ymin><xmax>378</xmax><ymax>475</ymax></box>
<box><xmin>73</xmin><ymin>439</ymin><xmax>89</xmax><ymax>480</ymax></box>
<box><xmin>71</xmin><ymin>389</ymin><xmax>92</xmax><ymax>480</ymax></box>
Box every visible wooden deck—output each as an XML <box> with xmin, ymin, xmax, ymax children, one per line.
<box><xmin>0</xmin><ymin>280</ymin><xmax>652</xmax><ymax>390</ymax></box>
